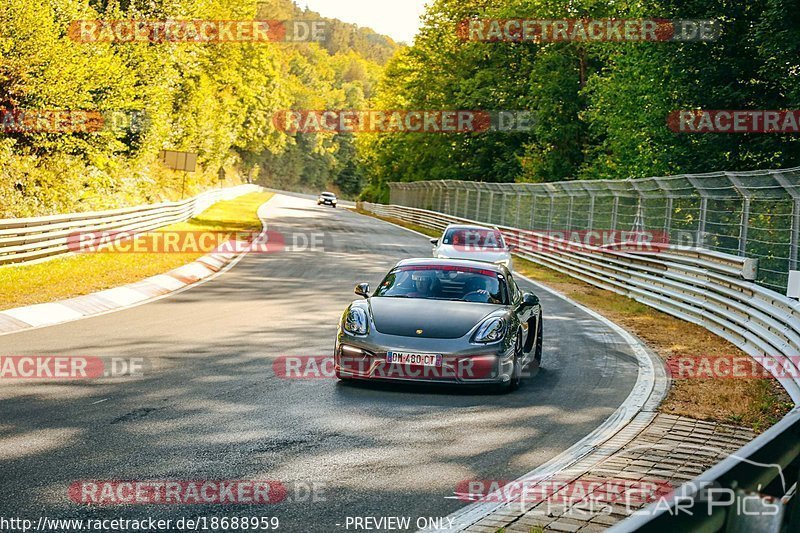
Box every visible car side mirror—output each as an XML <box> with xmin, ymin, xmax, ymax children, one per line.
<box><xmin>522</xmin><ymin>292</ymin><xmax>539</xmax><ymax>307</ymax></box>
<box><xmin>430</xmin><ymin>238</ymin><xmax>439</xmax><ymax>246</ymax></box>
<box><xmin>355</xmin><ymin>283</ymin><xmax>370</xmax><ymax>299</ymax></box>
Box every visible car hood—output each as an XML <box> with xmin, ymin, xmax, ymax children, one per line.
<box><xmin>368</xmin><ymin>297</ymin><xmax>503</xmax><ymax>339</ymax></box>
<box><xmin>437</xmin><ymin>245</ymin><xmax>510</xmax><ymax>263</ymax></box>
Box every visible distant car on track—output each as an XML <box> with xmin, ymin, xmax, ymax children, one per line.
<box><xmin>431</xmin><ymin>224</ymin><xmax>513</xmax><ymax>270</ymax></box>
<box><xmin>317</xmin><ymin>192</ymin><xmax>338</xmax><ymax>207</ymax></box>
<box><xmin>335</xmin><ymin>258</ymin><xmax>542</xmax><ymax>391</ymax></box>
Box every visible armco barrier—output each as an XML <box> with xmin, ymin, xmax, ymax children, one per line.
<box><xmin>0</xmin><ymin>185</ymin><xmax>260</xmax><ymax>266</ymax></box>
<box><xmin>360</xmin><ymin>201</ymin><xmax>800</xmax><ymax>531</ymax></box>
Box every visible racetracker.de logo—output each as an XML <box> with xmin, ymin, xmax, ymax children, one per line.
<box><xmin>68</xmin><ymin>20</ymin><xmax>326</xmax><ymax>43</ymax></box>
<box><xmin>272</xmin><ymin>110</ymin><xmax>535</xmax><ymax>134</ymax></box>
<box><xmin>458</xmin><ymin>19</ymin><xmax>718</xmax><ymax>42</ymax></box>
<box><xmin>668</xmin><ymin>110</ymin><xmax>800</xmax><ymax>133</ymax></box>
<box><xmin>455</xmin><ymin>477</ymin><xmax>673</xmax><ymax>504</ymax></box>
<box><xmin>501</xmin><ymin>230</ymin><xmax>670</xmax><ymax>254</ymax></box>
<box><xmin>68</xmin><ymin>480</ymin><xmax>287</xmax><ymax>505</ymax></box>
<box><xmin>0</xmin><ymin>356</ymin><xmax>144</xmax><ymax>379</ymax></box>
<box><xmin>0</xmin><ymin>108</ymin><xmax>147</xmax><ymax>134</ymax></box>
<box><xmin>274</xmin><ymin>355</ymin><xmax>502</xmax><ymax>380</ymax></box>
<box><xmin>666</xmin><ymin>355</ymin><xmax>800</xmax><ymax>379</ymax></box>
<box><xmin>65</xmin><ymin>230</ymin><xmax>323</xmax><ymax>254</ymax></box>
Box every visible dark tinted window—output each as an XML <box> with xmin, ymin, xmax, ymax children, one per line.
<box><xmin>374</xmin><ymin>265</ymin><xmax>507</xmax><ymax>304</ymax></box>
<box><xmin>442</xmin><ymin>228</ymin><xmax>504</xmax><ymax>248</ymax></box>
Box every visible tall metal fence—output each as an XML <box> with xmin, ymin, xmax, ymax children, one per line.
<box><xmin>389</xmin><ymin>167</ymin><xmax>800</xmax><ymax>292</ymax></box>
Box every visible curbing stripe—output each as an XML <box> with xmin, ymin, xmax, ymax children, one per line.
<box><xmin>0</xmin><ymin>314</ymin><xmax>30</xmax><ymax>334</ymax></box>
<box><xmin>148</xmin><ymin>274</ymin><xmax>189</xmax><ymax>291</ymax></box>
<box><xmin>94</xmin><ymin>286</ymin><xmax>150</xmax><ymax>307</ymax></box>
<box><xmin>3</xmin><ymin>302</ymin><xmax>85</xmax><ymax>328</ymax></box>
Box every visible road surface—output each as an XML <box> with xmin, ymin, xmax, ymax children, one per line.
<box><xmin>0</xmin><ymin>195</ymin><xmax>639</xmax><ymax>532</ymax></box>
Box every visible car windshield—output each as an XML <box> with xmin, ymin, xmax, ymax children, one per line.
<box><xmin>321</xmin><ymin>192</ymin><xmax>335</xmax><ymax>197</ymax></box>
<box><xmin>373</xmin><ymin>265</ymin><xmax>507</xmax><ymax>304</ymax></box>
<box><xmin>442</xmin><ymin>228</ymin><xmax>505</xmax><ymax>249</ymax></box>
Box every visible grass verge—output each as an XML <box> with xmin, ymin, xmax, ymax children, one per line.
<box><xmin>0</xmin><ymin>191</ymin><xmax>273</xmax><ymax>311</ymax></box>
<box><xmin>354</xmin><ymin>208</ymin><xmax>794</xmax><ymax>432</ymax></box>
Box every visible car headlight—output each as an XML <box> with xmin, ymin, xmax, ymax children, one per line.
<box><xmin>343</xmin><ymin>307</ymin><xmax>369</xmax><ymax>335</ymax></box>
<box><xmin>473</xmin><ymin>317</ymin><xmax>506</xmax><ymax>343</ymax></box>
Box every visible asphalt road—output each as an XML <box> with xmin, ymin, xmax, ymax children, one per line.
<box><xmin>0</xmin><ymin>195</ymin><xmax>639</xmax><ymax>532</ymax></box>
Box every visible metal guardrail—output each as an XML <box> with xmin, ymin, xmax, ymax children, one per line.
<box><xmin>0</xmin><ymin>185</ymin><xmax>260</xmax><ymax>266</ymax></box>
<box><xmin>388</xmin><ymin>168</ymin><xmax>800</xmax><ymax>293</ymax></box>
<box><xmin>359</xmin><ymin>201</ymin><xmax>800</xmax><ymax>532</ymax></box>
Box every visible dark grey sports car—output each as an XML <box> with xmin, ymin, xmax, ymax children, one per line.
<box><xmin>335</xmin><ymin>258</ymin><xmax>543</xmax><ymax>391</ymax></box>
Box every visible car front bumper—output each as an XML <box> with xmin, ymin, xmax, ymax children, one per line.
<box><xmin>335</xmin><ymin>330</ymin><xmax>515</xmax><ymax>385</ymax></box>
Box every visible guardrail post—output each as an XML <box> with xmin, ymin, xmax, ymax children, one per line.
<box><xmin>476</xmin><ymin>190</ymin><xmax>482</xmax><ymax>219</ymax></box>
<box><xmin>727</xmin><ymin>173</ymin><xmax>751</xmax><ymax>258</ymax></box>
<box><xmin>634</xmin><ymin>199</ymin><xmax>644</xmax><ymax>231</ymax></box>
<box><xmin>611</xmin><ymin>196</ymin><xmax>619</xmax><ymax>231</ymax></box>
<box><xmin>547</xmin><ymin>195</ymin><xmax>554</xmax><ymax>231</ymax></box>
<box><xmin>500</xmin><ymin>193</ymin><xmax>506</xmax><ymax>226</ymax></box>
<box><xmin>463</xmin><ymin>189</ymin><xmax>469</xmax><ymax>218</ymax></box>
<box><xmin>487</xmin><ymin>192</ymin><xmax>494</xmax><ymax>223</ymax></box>
<box><xmin>587</xmin><ymin>194</ymin><xmax>595</xmax><ymax>232</ymax></box>
<box><xmin>686</xmin><ymin>175</ymin><xmax>709</xmax><ymax>248</ymax></box>
<box><xmin>665</xmin><ymin>197</ymin><xmax>673</xmax><ymax>238</ymax></box>
<box><xmin>529</xmin><ymin>194</ymin><xmax>537</xmax><ymax>230</ymax></box>
<box><xmin>739</xmin><ymin>197</ymin><xmax>751</xmax><ymax>257</ymax></box>
<box><xmin>792</xmin><ymin>199</ymin><xmax>800</xmax><ymax>271</ymax></box>
<box><xmin>697</xmin><ymin>196</ymin><xmax>708</xmax><ymax>247</ymax></box>
<box><xmin>566</xmin><ymin>196</ymin><xmax>574</xmax><ymax>231</ymax></box>
<box><xmin>453</xmin><ymin>188</ymin><xmax>460</xmax><ymax>216</ymax></box>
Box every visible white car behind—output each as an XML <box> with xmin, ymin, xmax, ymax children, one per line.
<box><xmin>431</xmin><ymin>224</ymin><xmax>513</xmax><ymax>270</ymax></box>
<box><xmin>317</xmin><ymin>192</ymin><xmax>338</xmax><ymax>207</ymax></box>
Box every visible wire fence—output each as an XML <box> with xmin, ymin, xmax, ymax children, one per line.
<box><xmin>388</xmin><ymin>167</ymin><xmax>800</xmax><ymax>292</ymax></box>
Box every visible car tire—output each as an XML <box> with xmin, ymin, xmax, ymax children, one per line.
<box><xmin>498</xmin><ymin>332</ymin><xmax>523</xmax><ymax>393</ymax></box>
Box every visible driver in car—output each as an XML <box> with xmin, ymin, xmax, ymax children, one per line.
<box><xmin>463</xmin><ymin>275</ymin><xmax>499</xmax><ymax>303</ymax></box>
<box><xmin>407</xmin><ymin>271</ymin><xmax>435</xmax><ymax>298</ymax></box>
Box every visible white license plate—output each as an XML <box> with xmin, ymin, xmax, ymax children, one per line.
<box><xmin>386</xmin><ymin>351</ymin><xmax>442</xmax><ymax>367</ymax></box>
